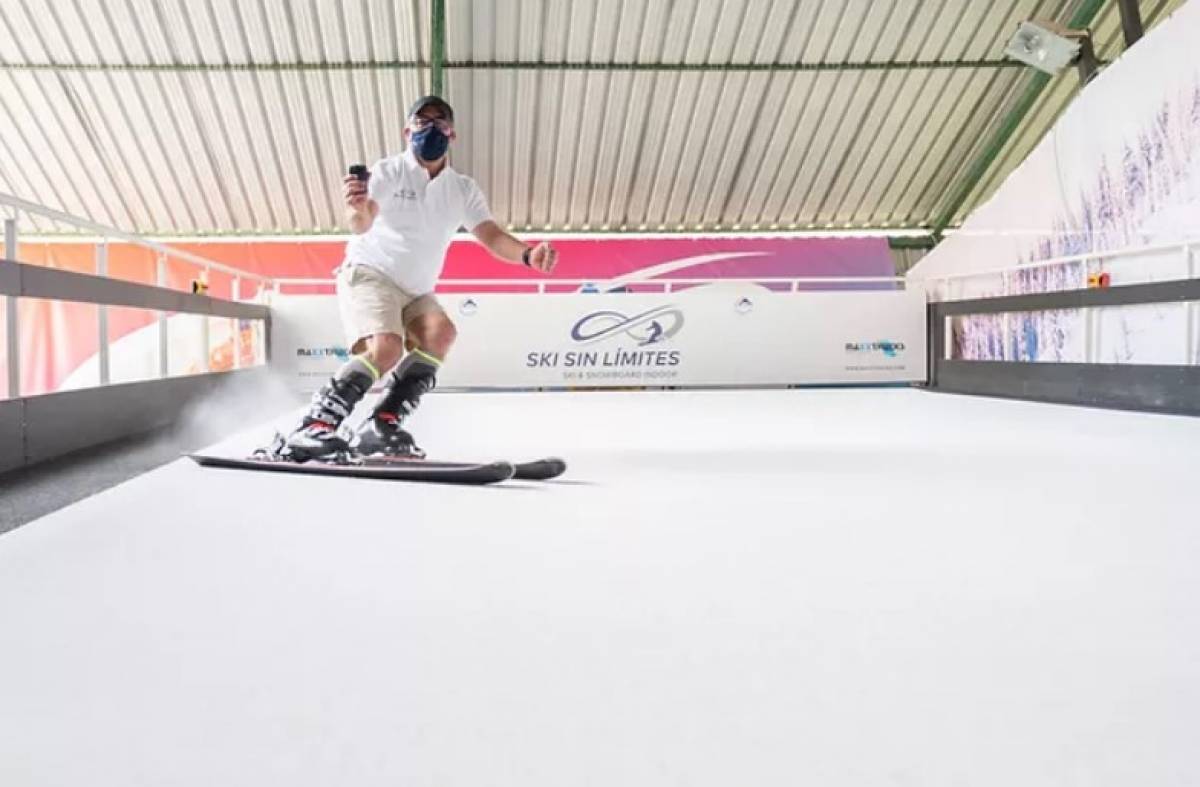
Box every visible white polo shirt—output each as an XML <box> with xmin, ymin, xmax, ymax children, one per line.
<box><xmin>343</xmin><ymin>148</ymin><xmax>493</xmax><ymax>296</ymax></box>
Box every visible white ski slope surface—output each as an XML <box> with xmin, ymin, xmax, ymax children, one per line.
<box><xmin>1</xmin><ymin>388</ymin><xmax>1197</xmax><ymax>786</ymax></box>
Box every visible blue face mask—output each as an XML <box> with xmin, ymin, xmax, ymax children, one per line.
<box><xmin>411</xmin><ymin>126</ymin><xmax>450</xmax><ymax>161</ymax></box>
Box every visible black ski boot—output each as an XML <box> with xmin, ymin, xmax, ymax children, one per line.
<box><xmin>355</xmin><ymin>351</ymin><xmax>439</xmax><ymax>459</ymax></box>
<box><xmin>355</xmin><ymin>412</ymin><xmax>425</xmax><ymax>459</ymax></box>
<box><xmin>285</xmin><ymin>372</ymin><xmax>372</xmax><ymax>461</ymax></box>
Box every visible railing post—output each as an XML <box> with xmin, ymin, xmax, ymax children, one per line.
<box><xmin>96</xmin><ymin>241</ymin><xmax>110</xmax><ymax>385</ymax></box>
<box><xmin>157</xmin><ymin>255</ymin><xmax>169</xmax><ymax>378</ymax></box>
<box><xmin>1083</xmin><ymin>257</ymin><xmax>1098</xmax><ymax>364</ymax></box>
<box><xmin>201</xmin><ymin>267</ymin><xmax>211</xmax><ymax>373</ymax></box>
<box><xmin>927</xmin><ymin>302</ymin><xmax>942</xmax><ymax>387</ymax></box>
<box><xmin>232</xmin><ymin>277</ymin><xmax>242</xmax><ymax>370</ymax></box>
<box><xmin>1082</xmin><ymin>259</ymin><xmax>1090</xmax><ymax>363</ymax></box>
<box><xmin>1001</xmin><ymin>271</ymin><xmax>1012</xmax><ymax>360</ymax></box>
<box><xmin>1187</xmin><ymin>245</ymin><xmax>1196</xmax><ymax>366</ymax></box>
<box><xmin>5</xmin><ymin>216</ymin><xmax>19</xmax><ymax>397</ymax></box>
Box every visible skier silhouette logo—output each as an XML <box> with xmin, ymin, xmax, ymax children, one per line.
<box><xmin>571</xmin><ymin>306</ymin><xmax>684</xmax><ymax>346</ymax></box>
<box><xmin>644</xmin><ymin>320</ymin><xmax>664</xmax><ymax>345</ymax></box>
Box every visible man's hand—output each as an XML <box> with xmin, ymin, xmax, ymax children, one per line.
<box><xmin>343</xmin><ymin>174</ymin><xmax>369</xmax><ymax>209</ymax></box>
<box><xmin>343</xmin><ymin>174</ymin><xmax>377</xmax><ymax>233</ymax></box>
<box><xmin>526</xmin><ymin>241</ymin><xmax>558</xmax><ymax>274</ymax></box>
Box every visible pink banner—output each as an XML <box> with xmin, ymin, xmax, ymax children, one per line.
<box><xmin>9</xmin><ymin>236</ymin><xmax>894</xmax><ymax>395</ymax></box>
<box><xmin>120</xmin><ymin>235</ymin><xmax>895</xmax><ymax>286</ymax></box>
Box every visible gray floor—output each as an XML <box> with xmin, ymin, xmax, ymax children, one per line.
<box><xmin>0</xmin><ymin>382</ymin><xmax>304</xmax><ymax>534</ymax></box>
<box><xmin>0</xmin><ymin>428</ymin><xmax>185</xmax><ymax>534</ymax></box>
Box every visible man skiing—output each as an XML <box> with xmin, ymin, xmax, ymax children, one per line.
<box><xmin>286</xmin><ymin>95</ymin><xmax>558</xmax><ymax>460</ymax></box>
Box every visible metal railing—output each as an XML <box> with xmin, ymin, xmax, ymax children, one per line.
<box><xmin>918</xmin><ymin>238</ymin><xmax>1196</xmax><ymax>292</ymax></box>
<box><xmin>2</xmin><ymin>193</ymin><xmax>274</xmax><ymax>398</ymax></box>
<box><xmin>917</xmin><ymin>239</ymin><xmax>1197</xmax><ymax>367</ymax></box>
<box><xmin>272</xmin><ymin>275</ymin><xmax>909</xmax><ymax>295</ymax></box>
<box><xmin>919</xmin><ymin>239</ymin><xmax>1200</xmax><ymax>414</ymax></box>
<box><xmin>1</xmin><ymin>193</ymin><xmax>276</xmax><ymax>287</ymax></box>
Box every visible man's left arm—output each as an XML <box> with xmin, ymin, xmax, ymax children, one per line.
<box><xmin>471</xmin><ymin>220</ymin><xmax>558</xmax><ymax>274</ymax></box>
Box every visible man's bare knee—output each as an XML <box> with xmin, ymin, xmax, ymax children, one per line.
<box><xmin>362</xmin><ymin>332</ymin><xmax>405</xmax><ymax>371</ymax></box>
<box><xmin>409</xmin><ymin>314</ymin><xmax>457</xmax><ymax>358</ymax></box>
<box><xmin>431</xmin><ymin>319</ymin><xmax>457</xmax><ymax>355</ymax></box>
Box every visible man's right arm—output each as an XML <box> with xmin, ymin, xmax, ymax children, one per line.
<box><xmin>343</xmin><ymin>174</ymin><xmax>379</xmax><ymax>234</ymax></box>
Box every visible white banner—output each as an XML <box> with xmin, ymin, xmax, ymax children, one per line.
<box><xmin>908</xmin><ymin>2</ymin><xmax>1200</xmax><ymax>364</ymax></box>
<box><xmin>271</xmin><ymin>283</ymin><xmax>926</xmax><ymax>390</ymax></box>
<box><xmin>912</xmin><ymin>1</ymin><xmax>1200</xmax><ymax>287</ymax></box>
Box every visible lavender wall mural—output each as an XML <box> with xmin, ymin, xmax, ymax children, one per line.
<box><xmin>913</xmin><ymin>1</ymin><xmax>1200</xmax><ymax>366</ymax></box>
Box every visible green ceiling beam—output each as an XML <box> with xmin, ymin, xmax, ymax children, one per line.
<box><xmin>930</xmin><ymin>71</ymin><xmax>1052</xmax><ymax>239</ymax></box>
<box><xmin>888</xmin><ymin>235</ymin><xmax>937</xmax><ymax>250</ymax></box>
<box><xmin>930</xmin><ymin>0</ymin><xmax>1109</xmax><ymax>238</ymax></box>
<box><xmin>0</xmin><ymin>58</ymin><xmax>1023</xmax><ymax>74</ymax></box>
<box><xmin>430</xmin><ymin>0</ymin><xmax>446</xmax><ymax>96</ymax></box>
<box><xmin>440</xmin><ymin>59</ymin><xmax>1021</xmax><ymax>72</ymax></box>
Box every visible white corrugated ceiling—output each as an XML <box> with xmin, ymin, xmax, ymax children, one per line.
<box><xmin>0</xmin><ymin>0</ymin><xmax>1187</xmax><ymax>236</ymax></box>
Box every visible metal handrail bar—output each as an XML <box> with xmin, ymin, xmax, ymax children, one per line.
<box><xmin>272</xmin><ymin>275</ymin><xmax>908</xmax><ymax>286</ymax></box>
<box><xmin>0</xmin><ymin>257</ymin><xmax>269</xmax><ymax>320</ymax></box>
<box><xmin>0</xmin><ymin>192</ymin><xmax>275</xmax><ymax>285</ymax></box>
<box><xmin>917</xmin><ymin>239</ymin><xmax>1194</xmax><ymax>283</ymax></box>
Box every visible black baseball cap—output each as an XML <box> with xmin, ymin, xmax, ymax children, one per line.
<box><xmin>407</xmin><ymin>95</ymin><xmax>454</xmax><ymax>123</ymax></box>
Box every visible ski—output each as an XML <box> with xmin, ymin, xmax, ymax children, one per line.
<box><xmin>361</xmin><ymin>454</ymin><xmax>567</xmax><ymax>481</ymax></box>
<box><xmin>512</xmin><ymin>457</ymin><xmax>567</xmax><ymax>481</ymax></box>
<box><xmin>189</xmin><ymin>430</ymin><xmax>565</xmax><ymax>486</ymax></box>
<box><xmin>188</xmin><ymin>452</ymin><xmax>516</xmax><ymax>485</ymax></box>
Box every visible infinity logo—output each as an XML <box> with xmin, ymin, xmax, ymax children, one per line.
<box><xmin>571</xmin><ymin>305</ymin><xmax>685</xmax><ymax>346</ymax></box>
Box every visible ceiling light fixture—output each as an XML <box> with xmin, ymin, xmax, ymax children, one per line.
<box><xmin>1004</xmin><ymin>18</ymin><xmax>1100</xmax><ymax>85</ymax></box>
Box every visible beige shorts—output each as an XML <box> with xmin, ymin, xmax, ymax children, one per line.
<box><xmin>337</xmin><ymin>264</ymin><xmax>445</xmax><ymax>353</ymax></box>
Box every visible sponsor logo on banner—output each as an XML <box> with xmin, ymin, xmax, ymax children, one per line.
<box><xmin>843</xmin><ymin>340</ymin><xmax>907</xmax><ymax>372</ymax></box>
<box><xmin>297</xmin><ymin>346</ymin><xmax>350</xmax><ymax>360</ymax></box>
<box><xmin>294</xmin><ymin>346</ymin><xmax>350</xmax><ymax>381</ymax></box>
<box><xmin>526</xmin><ymin>304</ymin><xmax>684</xmax><ymax>382</ymax></box>
<box><xmin>844</xmin><ymin>340</ymin><xmax>906</xmax><ymax>357</ymax></box>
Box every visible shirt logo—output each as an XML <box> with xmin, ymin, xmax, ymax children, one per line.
<box><xmin>392</xmin><ymin>188</ymin><xmax>418</xmax><ymax>201</ymax></box>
